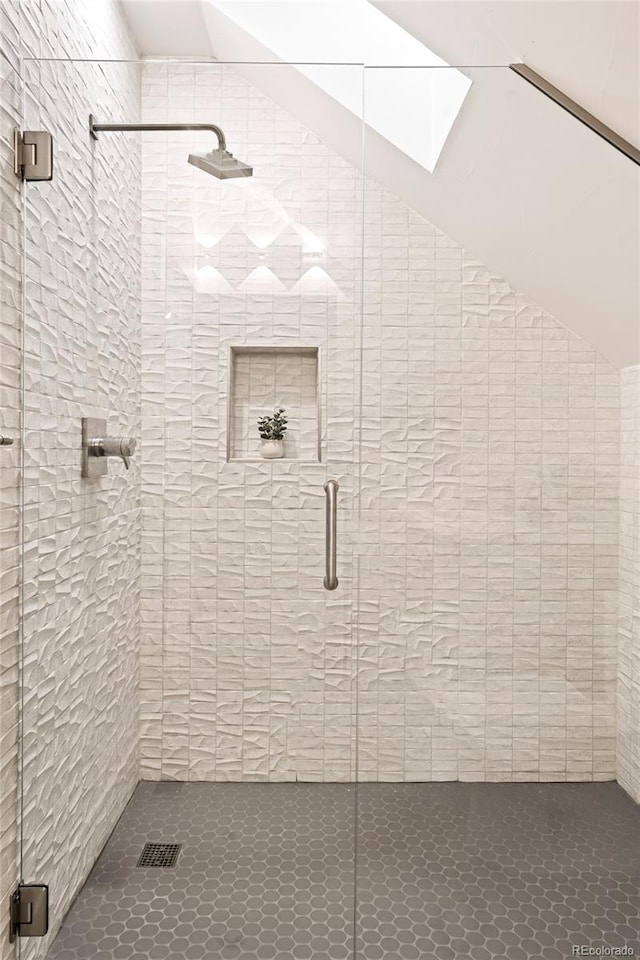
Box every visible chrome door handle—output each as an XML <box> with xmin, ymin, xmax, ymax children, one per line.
<box><xmin>323</xmin><ymin>479</ymin><xmax>339</xmax><ymax>591</ymax></box>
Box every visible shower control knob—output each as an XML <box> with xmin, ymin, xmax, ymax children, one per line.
<box><xmin>88</xmin><ymin>435</ymin><xmax>137</xmax><ymax>470</ymax></box>
<box><xmin>105</xmin><ymin>436</ymin><xmax>137</xmax><ymax>470</ymax></box>
<box><xmin>0</xmin><ymin>435</ymin><xmax>14</xmax><ymax>446</ymax></box>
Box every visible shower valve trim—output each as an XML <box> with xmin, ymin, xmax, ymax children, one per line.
<box><xmin>81</xmin><ymin>417</ymin><xmax>137</xmax><ymax>478</ymax></box>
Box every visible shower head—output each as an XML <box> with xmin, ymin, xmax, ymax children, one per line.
<box><xmin>89</xmin><ymin>117</ymin><xmax>253</xmax><ymax>180</ymax></box>
<box><xmin>188</xmin><ymin>148</ymin><xmax>253</xmax><ymax>180</ymax></box>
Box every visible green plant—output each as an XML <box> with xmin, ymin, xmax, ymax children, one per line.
<box><xmin>257</xmin><ymin>408</ymin><xmax>288</xmax><ymax>441</ymax></box>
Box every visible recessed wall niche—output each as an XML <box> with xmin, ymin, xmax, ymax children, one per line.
<box><xmin>227</xmin><ymin>346</ymin><xmax>320</xmax><ymax>462</ymax></box>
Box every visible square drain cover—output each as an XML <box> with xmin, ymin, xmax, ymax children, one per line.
<box><xmin>137</xmin><ymin>843</ymin><xmax>182</xmax><ymax>868</ymax></box>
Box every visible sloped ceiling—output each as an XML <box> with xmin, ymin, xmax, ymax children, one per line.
<box><xmin>374</xmin><ymin>1</ymin><xmax>640</xmax><ymax>144</ymax></box>
<box><xmin>120</xmin><ymin>0</ymin><xmax>640</xmax><ymax>368</ymax></box>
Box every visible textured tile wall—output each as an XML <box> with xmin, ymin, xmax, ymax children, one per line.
<box><xmin>140</xmin><ymin>61</ymin><xmax>360</xmax><ymax>783</ymax></box>
<box><xmin>0</xmin><ymin>3</ymin><xmax>141</xmax><ymax>958</ymax></box>
<box><xmin>358</xmin><ymin>195</ymin><xmax>620</xmax><ymax>782</ymax></box>
<box><xmin>140</xmin><ymin>62</ymin><xmax>620</xmax><ymax>785</ymax></box>
<box><xmin>618</xmin><ymin>365</ymin><xmax>640</xmax><ymax>803</ymax></box>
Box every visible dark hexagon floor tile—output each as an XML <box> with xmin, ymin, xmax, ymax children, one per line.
<box><xmin>47</xmin><ymin>782</ymin><xmax>639</xmax><ymax>959</ymax></box>
<box><xmin>355</xmin><ymin>782</ymin><xmax>640</xmax><ymax>960</ymax></box>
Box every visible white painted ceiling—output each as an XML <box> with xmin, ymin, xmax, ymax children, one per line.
<box><xmin>120</xmin><ymin>0</ymin><xmax>640</xmax><ymax>367</ymax></box>
<box><xmin>120</xmin><ymin>0</ymin><xmax>211</xmax><ymax>57</ymax></box>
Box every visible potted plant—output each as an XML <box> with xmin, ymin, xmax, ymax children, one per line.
<box><xmin>257</xmin><ymin>408</ymin><xmax>288</xmax><ymax>459</ymax></box>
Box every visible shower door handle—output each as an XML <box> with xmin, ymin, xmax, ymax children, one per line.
<box><xmin>323</xmin><ymin>480</ymin><xmax>339</xmax><ymax>591</ymax></box>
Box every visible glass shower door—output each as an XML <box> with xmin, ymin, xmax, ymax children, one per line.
<box><xmin>355</xmin><ymin>63</ymin><xmax>639</xmax><ymax>960</ymax></box>
<box><xmin>19</xmin><ymin>54</ymin><xmax>143</xmax><ymax>958</ymax></box>
<box><xmin>19</xmin><ymin>56</ymin><xmax>364</xmax><ymax>959</ymax></box>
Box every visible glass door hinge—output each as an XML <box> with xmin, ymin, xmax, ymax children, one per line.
<box><xmin>9</xmin><ymin>884</ymin><xmax>49</xmax><ymax>943</ymax></box>
<box><xmin>13</xmin><ymin>129</ymin><xmax>53</xmax><ymax>181</ymax></box>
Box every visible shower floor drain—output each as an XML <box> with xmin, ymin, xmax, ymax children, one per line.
<box><xmin>136</xmin><ymin>843</ymin><xmax>182</xmax><ymax>868</ymax></box>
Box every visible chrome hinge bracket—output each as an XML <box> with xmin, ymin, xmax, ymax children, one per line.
<box><xmin>13</xmin><ymin>129</ymin><xmax>53</xmax><ymax>181</ymax></box>
<box><xmin>9</xmin><ymin>884</ymin><xmax>49</xmax><ymax>943</ymax></box>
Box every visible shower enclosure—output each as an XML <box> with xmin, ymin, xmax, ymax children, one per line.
<box><xmin>19</xmin><ymin>57</ymin><xmax>364</xmax><ymax>959</ymax></box>
<box><xmin>12</xmin><ymin>51</ymin><xmax>639</xmax><ymax>960</ymax></box>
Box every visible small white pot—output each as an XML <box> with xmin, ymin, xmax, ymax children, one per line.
<box><xmin>260</xmin><ymin>439</ymin><xmax>284</xmax><ymax>459</ymax></box>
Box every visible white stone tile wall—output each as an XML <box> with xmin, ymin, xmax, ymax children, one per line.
<box><xmin>358</xmin><ymin>195</ymin><xmax>620</xmax><ymax>782</ymax></box>
<box><xmin>140</xmin><ymin>62</ymin><xmax>361</xmax><ymax>783</ymax></box>
<box><xmin>140</xmin><ymin>62</ymin><xmax>620</xmax><ymax>785</ymax></box>
<box><xmin>0</xmin><ymin>3</ymin><xmax>141</xmax><ymax>957</ymax></box>
<box><xmin>618</xmin><ymin>365</ymin><xmax>640</xmax><ymax>803</ymax></box>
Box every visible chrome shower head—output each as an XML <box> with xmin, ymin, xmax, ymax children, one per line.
<box><xmin>89</xmin><ymin>116</ymin><xmax>253</xmax><ymax>180</ymax></box>
<box><xmin>188</xmin><ymin>147</ymin><xmax>253</xmax><ymax>180</ymax></box>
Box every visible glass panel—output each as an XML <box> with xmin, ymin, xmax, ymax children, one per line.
<box><xmin>0</xmin><ymin>42</ymin><xmax>22</xmax><ymax>953</ymax></box>
<box><xmin>21</xmin><ymin>58</ymin><xmax>363</xmax><ymax>959</ymax></box>
<box><xmin>21</xmin><ymin>56</ymin><xmax>143</xmax><ymax>960</ymax></box>
<box><xmin>357</xmin><ymin>64</ymin><xmax>639</xmax><ymax>959</ymax></box>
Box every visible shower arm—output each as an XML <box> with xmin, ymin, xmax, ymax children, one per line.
<box><xmin>89</xmin><ymin>115</ymin><xmax>226</xmax><ymax>151</ymax></box>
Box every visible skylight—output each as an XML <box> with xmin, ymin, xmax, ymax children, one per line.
<box><xmin>207</xmin><ymin>0</ymin><xmax>471</xmax><ymax>172</ymax></box>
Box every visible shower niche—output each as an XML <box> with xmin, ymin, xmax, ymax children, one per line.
<box><xmin>227</xmin><ymin>345</ymin><xmax>321</xmax><ymax>462</ymax></box>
